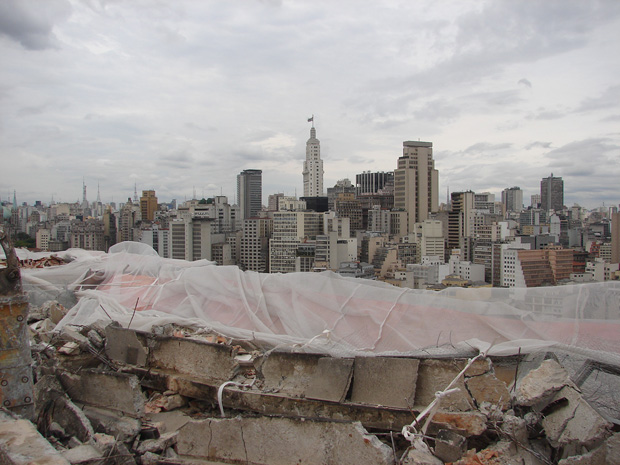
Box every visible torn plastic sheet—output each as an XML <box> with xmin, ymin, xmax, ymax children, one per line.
<box><xmin>14</xmin><ymin>242</ymin><xmax>620</xmax><ymax>360</ymax></box>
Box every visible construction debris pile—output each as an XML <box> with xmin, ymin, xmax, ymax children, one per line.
<box><xmin>0</xmin><ymin>300</ymin><xmax>617</xmax><ymax>465</ymax></box>
<box><xmin>1</xmin><ymin>240</ymin><xmax>619</xmax><ymax>464</ymax></box>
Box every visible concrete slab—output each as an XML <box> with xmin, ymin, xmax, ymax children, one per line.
<box><xmin>542</xmin><ymin>386</ymin><xmax>612</xmax><ymax>449</ymax></box>
<box><xmin>60</xmin><ymin>445</ymin><xmax>102</xmax><ymax>465</ymax></box>
<box><xmin>0</xmin><ymin>411</ymin><xmax>69</xmax><ymax>465</ymax></box>
<box><xmin>105</xmin><ymin>325</ymin><xmax>148</xmax><ymax>367</ymax></box>
<box><xmin>305</xmin><ymin>357</ymin><xmax>353</xmax><ymax>403</ymax></box>
<box><xmin>150</xmin><ymin>337</ymin><xmax>236</xmax><ymax>384</ymax></box>
<box><xmin>257</xmin><ymin>351</ymin><xmax>323</xmax><ymax>397</ymax></box>
<box><xmin>465</xmin><ymin>372</ymin><xmax>511</xmax><ymax>410</ymax></box>
<box><xmin>82</xmin><ymin>406</ymin><xmax>141</xmax><ymax>443</ymax></box>
<box><xmin>414</xmin><ymin>359</ymin><xmax>475</xmax><ymax>411</ymax></box>
<box><xmin>350</xmin><ymin>357</ymin><xmax>419</xmax><ymax>408</ymax></box>
<box><xmin>434</xmin><ymin>429</ymin><xmax>466</xmax><ymax>463</ymax></box>
<box><xmin>517</xmin><ymin>359</ymin><xmax>572</xmax><ymax>407</ymax></box>
<box><xmin>177</xmin><ymin>416</ymin><xmax>395</xmax><ymax>465</ymax></box>
<box><xmin>58</xmin><ymin>369</ymin><xmax>146</xmax><ymax>418</ymax></box>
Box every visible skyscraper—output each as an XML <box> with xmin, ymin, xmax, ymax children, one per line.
<box><xmin>302</xmin><ymin>120</ymin><xmax>324</xmax><ymax>197</ymax></box>
<box><xmin>394</xmin><ymin>141</ymin><xmax>439</xmax><ymax>233</ymax></box>
<box><xmin>540</xmin><ymin>174</ymin><xmax>564</xmax><ymax>212</ymax></box>
<box><xmin>237</xmin><ymin>169</ymin><xmax>262</xmax><ymax>220</ymax></box>
<box><xmin>501</xmin><ymin>187</ymin><xmax>523</xmax><ymax>213</ymax></box>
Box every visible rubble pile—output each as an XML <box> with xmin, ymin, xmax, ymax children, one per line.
<box><xmin>1</xmin><ymin>300</ymin><xmax>618</xmax><ymax>465</ymax></box>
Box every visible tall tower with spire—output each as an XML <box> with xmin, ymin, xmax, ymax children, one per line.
<box><xmin>302</xmin><ymin>116</ymin><xmax>324</xmax><ymax>197</ymax></box>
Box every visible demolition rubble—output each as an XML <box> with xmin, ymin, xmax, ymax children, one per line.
<box><xmin>0</xmin><ymin>301</ymin><xmax>617</xmax><ymax>464</ymax></box>
<box><xmin>1</xmin><ymin>240</ymin><xmax>620</xmax><ymax>464</ymax></box>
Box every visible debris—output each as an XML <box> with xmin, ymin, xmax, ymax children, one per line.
<box><xmin>434</xmin><ymin>429</ymin><xmax>467</xmax><ymax>463</ymax></box>
<box><xmin>516</xmin><ymin>359</ymin><xmax>573</xmax><ymax>407</ymax></box>
<box><xmin>540</xmin><ymin>385</ymin><xmax>612</xmax><ymax>451</ymax></box>
<box><xmin>351</xmin><ymin>357</ymin><xmax>419</xmax><ymax>408</ymax></box>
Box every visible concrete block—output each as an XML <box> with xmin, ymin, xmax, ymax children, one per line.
<box><xmin>400</xmin><ymin>447</ymin><xmax>443</xmax><ymax>465</ymax></box>
<box><xmin>58</xmin><ymin>369</ymin><xmax>146</xmax><ymax>418</ymax></box>
<box><xmin>150</xmin><ymin>337</ymin><xmax>236</xmax><ymax>384</ymax></box>
<box><xmin>177</xmin><ymin>416</ymin><xmax>395</xmax><ymax>465</ymax></box>
<box><xmin>414</xmin><ymin>360</ymin><xmax>475</xmax><ymax>411</ymax></box>
<box><xmin>465</xmin><ymin>373</ymin><xmax>511</xmax><ymax>410</ymax></box>
<box><xmin>517</xmin><ymin>359</ymin><xmax>571</xmax><ymax>407</ymax></box>
<box><xmin>147</xmin><ymin>410</ymin><xmax>191</xmax><ymax>434</ymax></box>
<box><xmin>48</xmin><ymin>395</ymin><xmax>95</xmax><ymax>443</ymax></box>
<box><xmin>350</xmin><ymin>357</ymin><xmax>419</xmax><ymax>408</ymax></box>
<box><xmin>541</xmin><ymin>386</ymin><xmax>612</xmax><ymax>449</ymax></box>
<box><xmin>305</xmin><ymin>356</ymin><xmax>353</xmax><ymax>402</ymax></box>
<box><xmin>558</xmin><ymin>432</ymin><xmax>620</xmax><ymax>464</ymax></box>
<box><xmin>257</xmin><ymin>351</ymin><xmax>323</xmax><ymax>397</ymax></box>
<box><xmin>105</xmin><ymin>325</ymin><xmax>148</xmax><ymax>367</ymax></box>
<box><xmin>60</xmin><ymin>445</ymin><xmax>102</xmax><ymax>465</ymax></box>
<box><xmin>0</xmin><ymin>411</ymin><xmax>70</xmax><ymax>465</ymax></box>
<box><xmin>35</xmin><ymin>375</ymin><xmax>94</xmax><ymax>443</ymax></box>
<box><xmin>136</xmin><ymin>432</ymin><xmax>178</xmax><ymax>454</ymax></box>
<box><xmin>48</xmin><ymin>301</ymin><xmax>69</xmax><ymax>325</ymax></box>
<box><xmin>433</xmin><ymin>429</ymin><xmax>466</xmax><ymax>463</ymax></box>
<box><xmin>82</xmin><ymin>406</ymin><xmax>141</xmax><ymax>443</ymax></box>
<box><xmin>432</xmin><ymin>411</ymin><xmax>487</xmax><ymax>436</ymax></box>
<box><xmin>145</xmin><ymin>393</ymin><xmax>187</xmax><ymax>413</ymax></box>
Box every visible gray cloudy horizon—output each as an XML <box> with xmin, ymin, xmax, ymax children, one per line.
<box><xmin>1</xmin><ymin>0</ymin><xmax>619</xmax><ymax>209</ymax></box>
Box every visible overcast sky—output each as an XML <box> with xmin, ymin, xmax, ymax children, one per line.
<box><xmin>1</xmin><ymin>0</ymin><xmax>619</xmax><ymax>209</ymax></box>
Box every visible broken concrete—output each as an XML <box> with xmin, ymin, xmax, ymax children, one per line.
<box><xmin>465</xmin><ymin>372</ymin><xmax>511</xmax><ymax>410</ymax></box>
<box><xmin>105</xmin><ymin>324</ymin><xmax>148</xmax><ymax>367</ymax></box>
<box><xmin>60</xmin><ymin>444</ymin><xmax>102</xmax><ymax>465</ymax></box>
<box><xmin>177</xmin><ymin>416</ymin><xmax>395</xmax><ymax>465</ymax></box>
<box><xmin>257</xmin><ymin>351</ymin><xmax>323</xmax><ymax>396</ymax></box>
<box><xmin>58</xmin><ymin>369</ymin><xmax>146</xmax><ymax>417</ymax></box>
<box><xmin>81</xmin><ymin>406</ymin><xmax>141</xmax><ymax>443</ymax></box>
<box><xmin>400</xmin><ymin>447</ymin><xmax>443</xmax><ymax>465</ymax></box>
<box><xmin>517</xmin><ymin>359</ymin><xmax>573</xmax><ymax>407</ymax></box>
<box><xmin>0</xmin><ymin>411</ymin><xmax>70</xmax><ymax>465</ymax></box>
<box><xmin>541</xmin><ymin>385</ymin><xmax>612</xmax><ymax>451</ymax></box>
<box><xmin>304</xmin><ymin>356</ymin><xmax>353</xmax><ymax>402</ymax></box>
<box><xmin>434</xmin><ymin>429</ymin><xmax>467</xmax><ymax>463</ymax></box>
<box><xmin>350</xmin><ymin>356</ymin><xmax>419</xmax><ymax>408</ymax></box>
<box><xmin>558</xmin><ymin>432</ymin><xmax>620</xmax><ymax>464</ymax></box>
<box><xmin>149</xmin><ymin>336</ymin><xmax>237</xmax><ymax>384</ymax></box>
<box><xmin>414</xmin><ymin>359</ymin><xmax>476</xmax><ymax>411</ymax></box>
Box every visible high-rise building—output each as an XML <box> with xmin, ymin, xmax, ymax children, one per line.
<box><xmin>540</xmin><ymin>174</ymin><xmax>564</xmax><ymax>212</ymax></box>
<box><xmin>269</xmin><ymin>211</ymin><xmax>323</xmax><ymax>273</ymax></box>
<box><xmin>612</xmin><ymin>212</ymin><xmax>620</xmax><ymax>264</ymax></box>
<box><xmin>448</xmin><ymin>191</ymin><xmax>475</xmax><ymax>252</ymax></box>
<box><xmin>302</xmin><ymin>123</ymin><xmax>324</xmax><ymax>197</ymax></box>
<box><xmin>240</xmin><ymin>217</ymin><xmax>273</xmax><ymax>272</ymax></box>
<box><xmin>237</xmin><ymin>169</ymin><xmax>262</xmax><ymax>220</ymax></box>
<box><xmin>140</xmin><ymin>190</ymin><xmax>158</xmax><ymax>222</ymax></box>
<box><xmin>394</xmin><ymin>141</ymin><xmax>439</xmax><ymax>233</ymax></box>
<box><xmin>356</xmin><ymin>171</ymin><xmax>394</xmax><ymax>196</ymax></box>
<box><xmin>502</xmin><ymin>187</ymin><xmax>523</xmax><ymax>213</ymax></box>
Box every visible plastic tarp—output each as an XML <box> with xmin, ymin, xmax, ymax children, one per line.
<box><xmin>12</xmin><ymin>242</ymin><xmax>619</xmax><ymax>363</ymax></box>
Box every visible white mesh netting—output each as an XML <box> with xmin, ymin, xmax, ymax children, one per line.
<box><xmin>13</xmin><ymin>242</ymin><xmax>620</xmax><ymax>363</ymax></box>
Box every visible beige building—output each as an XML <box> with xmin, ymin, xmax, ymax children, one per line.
<box><xmin>140</xmin><ymin>190</ymin><xmax>158</xmax><ymax>222</ymax></box>
<box><xmin>394</xmin><ymin>141</ymin><xmax>438</xmax><ymax>233</ymax></box>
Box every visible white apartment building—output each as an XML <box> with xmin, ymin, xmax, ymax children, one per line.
<box><xmin>269</xmin><ymin>211</ymin><xmax>323</xmax><ymax>273</ymax></box>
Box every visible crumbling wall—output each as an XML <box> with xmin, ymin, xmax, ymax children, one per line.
<box><xmin>2</xmin><ymin>311</ymin><xmax>617</xmax><ymax>465</ymax></box>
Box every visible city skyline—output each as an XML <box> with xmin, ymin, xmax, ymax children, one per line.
<box><xmin>1</xmin><ymin>1</ymin><xmax>619</xmax><ymax>209</ymax></box>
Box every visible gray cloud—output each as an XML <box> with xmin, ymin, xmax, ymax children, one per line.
<box><xmin>525</xmin><ymin>141</ymin><xmax>552</xmax><ymax>150</ymax></box>
<box><xmin>0</xmin><ymin>0</ymin><xmax>70</xmax><ymax>50</ymax></box>
<box><xmin>464</xmin><ymin>142</ymin><xmax>512</xmax><ymax>154</ymax></box>
<box><xmin>577</xmin><ymin>85</ymin><xmax>620</xmax><ymax>113</ymax></box>
<box><xmin>1</xmin><ymin>1</ymin><xmax>619</xmax><ymax>209</ymax></box>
